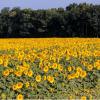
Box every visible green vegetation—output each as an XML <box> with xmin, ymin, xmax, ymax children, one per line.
<box><xmin>0</xmin><ymin>3</ymin><xmax>100</xmax><ymax>37</ymax></box>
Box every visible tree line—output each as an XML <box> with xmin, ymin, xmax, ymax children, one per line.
<box><xmin>0</xmin><ymin>3</ymin><xmax>100</xmax><ymax>38</ymax></box>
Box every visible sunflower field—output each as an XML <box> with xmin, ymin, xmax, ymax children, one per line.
<box><xmin>0</xmin><ymin>38</ymin><xmax>100</xmax><ymax>100</ymax></box>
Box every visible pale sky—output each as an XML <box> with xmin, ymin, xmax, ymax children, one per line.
<box><xmin>0</xmin><ymin>0</ymin><xmax>100</xmax><ymax>10</ymax></box>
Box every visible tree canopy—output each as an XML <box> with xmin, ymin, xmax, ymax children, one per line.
<box><xmin>0</xmin><ymin>3</ymin><xmax>100</xmax><ymax>38</ymax></box>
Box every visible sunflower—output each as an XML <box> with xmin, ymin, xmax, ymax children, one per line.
<box><xmin>25</xmin><ymin>82</ymin><xmax>30</xmax><ymax>88</ymax></box>
<box><xmin>0</xmin><ymin>58</ymin><xmax>3</xmax><ymax>65</ymax></box>
<box><xmin>36</xmin><ymin>75</ymin><xmax>41</xmax><ymax>82</ymax></box>
<box><xmin>12</xmin><ymin>85</ymin><xmax>17</xmax><ymax>90</ymax></box>
<box><xmin>67</xmin><ymin>66</ymin><xmax>72</xmax><ymax>72</ymax></box>
<box><xmin>47</xmin><ymin>75</ymin><xmax>54</xmax><ymax>83</ymax></box>
<box><xmin>76</xmin><ymin>67</ymin><xmax>82</xmax><ymax>73</ymax></box>
<box><xmin>16</xmin><ymin>94</ymin><xmax>24</xmax><ymax>100</ymax></box>
<box><xmin>16</xmin><ymin>82</ymin><xmax>23</xmax><ymax>89</ymax></box>
<box><xmin>27</xmin><ymin>70</ymin><xmax>33</xmax><ymax>77</ymax></box>
<box><xmin>43</xmin><ymin>66</ymin><xmax>49</xmax><ymax>73</ymax></box>
<box><xmin>14</xmin><ymin>71</ymin><xmax>22</xmax><ymax>77</ymax></box>
<box><xmin>80</xmin><ymin>71</ymin><xmax>87</xmax><ymax>78</ymax></box>
<box><xmin>52</xmin><ymin>63</ymin><xmax>57</xmax><ymax>69</ymax></box>
<box><xmin>2</xmin><ymin>69</ymin><xmax>10</xmax><ymax>77</ymax></box>
<box><xmin>58</xmin><ymin>64</ymin><xmax>63</xmax><ymax>71</ymax></box>
<box><xmin>94</xmin><ymin>60</ymin><xmax>100</xmax><ymax>70</ymax></box>
<box><xmin>3</xmin><ymin>60</ymin><xmax>8</xmax><ymax>67</ymax></box>
<box><xmin>81</xmin><ymin>96</ymin><xmax>86</xmax><ymax>100</ymax></box>
<box><xmin>24</xmin><ymin>70</ymin><xmax>28</xmax><ymax>75</ymax></box>
<box><xmin>75</xmin><ymin>72</ymin><xmax>80</xmax><ymax>78</ymax></box>
<box><xmin>71</xmin><ymin>73</ymin><xmax>76</xmax><ymax>79</ymax></box>
<box><xmin>67</xmin><ymin>75</ymin><xmax>72</xmax><ymax>80</ymax></box>
<box><xmin>69</xmin><ymin>96</ymin><xmax>73</xmax><ymax>100</ymax></box>
<box><xmin>18</xmin><ymin>55</ymin><xmax>23</xmax><ymax>61</ymax></box>
<box><xmin>87</xmin><ymin>65</ymin><xmax>93</xmax><ymax>71</ymax></box>
<box><xmin>97</xmin><ymin>65</ymin><xmax>100</xmax><ymax>70</ymax></box>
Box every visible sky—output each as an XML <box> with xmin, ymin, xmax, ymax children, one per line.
<box><xmin>0</xmin><ymin>0</ymin><xmax>100</xmax><ymax>10</ymax></box>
